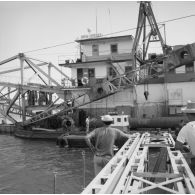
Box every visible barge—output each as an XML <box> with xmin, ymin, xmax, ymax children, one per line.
<box><xmin>0</xmin><ymin>124</ymin><xmax>15</xmax><ymax>134</ymax></box>
<box><xmin>14</xmin><ymin>127</ymin><xmax>64</xmax><ymax>140</ymax></box>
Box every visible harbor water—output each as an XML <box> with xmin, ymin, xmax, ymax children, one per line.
<box><xmin>0</xmin><ymin>134</ymin><xmax>94</xmax><ymax>194</ymax></box>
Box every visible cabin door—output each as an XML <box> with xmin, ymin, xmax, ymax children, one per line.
<box><xmin>79</xmin><ymin>109</ymin><xmax>87</xmax><ymax>130</ymax></box>
<box><xmin>77</xmin><ymin>68</ymin><xmax>83</xmax><ymax>86</ymax></box>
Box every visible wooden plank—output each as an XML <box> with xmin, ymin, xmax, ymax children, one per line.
<box><xmin>142</xmin><ymin>143</ymin><xmax>169</xmax><ymax>147</ymax></box>
<box><xmin>150</xmin><ymin>147</ymin><xmax>167</xmax><ymax>182</ymax></box>
<box><xmin>133</xmin><ymin>172</ymin><xmax>182</xmax><ymax>179</ymax></box>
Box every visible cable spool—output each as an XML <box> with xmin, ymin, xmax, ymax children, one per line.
<box><xmin>81</xmin><ymin>77</ymin><xmax>89</xmax><ymax>85</ymax></box>
<box><xmin>62</xmin><ymin>116</ymin><xmax>74</xmax><ymax>131</ymax></box>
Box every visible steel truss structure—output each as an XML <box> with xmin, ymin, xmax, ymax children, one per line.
<box><xmin>0</xmin><ymin>53</ymin><xmax>134</xmax><ymax>126</ymax></box>
<box><xmin>0</xmin><ymin>53</ymin><xmax>74</xmax><ymax>124</ymax></box>
<box><xmin>82</xmin><ymin>132</ymin><xmax>195</xmax><ymax>194</ymax></box>
<box><xmin>130</xmin><ymin>2</ymin><xmax>195</xmax><ymax>87</ymax></box>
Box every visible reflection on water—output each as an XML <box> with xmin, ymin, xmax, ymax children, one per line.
<box><xmin>0</xmin><ymin>135</ymin><xmax>94</xmax><ymax>194</ymax></box>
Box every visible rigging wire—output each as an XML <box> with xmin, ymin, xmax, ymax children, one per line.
<box><xmin>103</xmin><ymin>14</ymin><xmax>195</xmax><ymax>37</ymax></box>
<box><xmin>24</xmin><ymin>41</ymin><xmax>76</xmax><ymax>54</ymax></box>
<box><xmin>23</xmin><ymin>14</ymin><xmax>195</xmax><ymax>54</ymax></box>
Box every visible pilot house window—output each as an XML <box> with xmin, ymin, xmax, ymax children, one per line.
<box><xmin>109</xmin><ymin>67</ymin><xmax>117</xmax><ymax>77</ymax></box>
<box><xmin>117</xmin><ymin>118</ymin><xmax>121</xmax><ymax>122</ymax></box>
<box><xmin>185</xmin><ymin>62</ymin><xmax>194</xmax><ymax>73</ymax></box>
<box><xmin>88</xmin><ymin>68</ymin><xmax>95</xmax><ymax>78</ymax></box>
<box><xmin>111</xmin><ymin>44</ymin><xmax>118</xmax><ymax>54</ymax></box>
<box><xmin>92</xmin><ymin>44</ymin><xmax>99</xmax><ymax>56</ymax></box>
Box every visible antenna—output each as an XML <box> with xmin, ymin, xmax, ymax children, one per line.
<box><xmin>96</xmin><ymin>8</ymin><xmax>98</xmax><ymax>34</ymax></box>
<box><xmin>108</xmin><ymin>8</ymin><xmax>112</xmax><ymax>34</ymax></box>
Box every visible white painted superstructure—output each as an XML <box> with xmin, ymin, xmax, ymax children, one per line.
<box><xmin>60</xmin><ymin>34</ymin><xmax>195</xmax><ymax>119</ymax></box>
<box><xmin>110</xmin><ymin>114</ymin><xmax>129</xmax><ymax>132</ymax></box>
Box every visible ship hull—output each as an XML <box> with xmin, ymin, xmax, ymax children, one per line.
<box><xmin>14</xmin><ymin>128</ymin><xmax>64</xmax><ymax>140</ymax></box>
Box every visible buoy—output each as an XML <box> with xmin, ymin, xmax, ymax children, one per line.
<box><xmin>81</xmin><ymin>77</ymin><xmax>89</xmax><ymax>85</ymax></box>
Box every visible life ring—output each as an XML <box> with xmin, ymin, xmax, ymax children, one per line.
<box><xmin>81</xmin><ymin>77</ymin><xmax>89</xmax><ymax>85</ymax></box>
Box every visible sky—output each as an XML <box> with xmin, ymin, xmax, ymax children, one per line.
<box><xmin>0</xmin><ymin>1</ymin><xmax>195</xmax><ymax>80</ymax></box>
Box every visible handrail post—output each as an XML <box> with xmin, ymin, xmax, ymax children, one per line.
<box><xmin>53</xmin><ymin>172</ymin><xmax>57</xmax><ymax>194</ymax></box>
<box><xmin>82</xmin><ymin>150</ymin><xmax>86</xmax><ymax>190</ymax></box>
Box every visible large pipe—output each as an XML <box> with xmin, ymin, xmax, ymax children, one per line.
<box><xmin>129</xmin><ymin>116</ymin><xmax>188</xmax><ymax>129</ymax></box>
<box><xmin>87</xmin><ymin>116</ymin><xmax>188</xmax><ymax>131</ymax></box>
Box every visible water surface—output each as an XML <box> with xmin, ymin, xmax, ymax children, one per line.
<box><xmin>0</xmin><ymin>135</ymin><xmax>94</xmax><ymax>194</ymax></box>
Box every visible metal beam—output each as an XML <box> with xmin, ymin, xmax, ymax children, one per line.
<box><xmin>49</xmin><ymin>62</ymin><xmax>70</xmax><ymax>80</ymax></box>
<box><xmin>167</xmin><ymin>147</ymin><xmax>195</xmax><ymax>194</ymax></box>
<box><xmin>131</xmin><ymin>2</ymin><xmax>166</xmax><ymax>74</ymax></box>
<box><xmin>0</xmin><ymin>81</ymin><xmax>89</xmax><ymax>94</ymax></box>
<box><xmin>0</xmin><ymin>107</ymin><xmax>16</xmax><ymax>124</ymax></box>
<box><xmin>27</xmin><ymin>56</ymin><xmax>50</xmax><ymax>64</ymax></box>
<box><xmin>113</xmin><ymin>133</ymin><xmax>148</xmax><ymax>194</ymax></box>
<box><xmin>0</xmin><ymin>55</ymin><xmax>18</xmax><ymax>66</ymax></box>
<box><xmin>0</xmin><ymin>62</ymin><xmax>47</xmax><ymax>75</ymax></box>
<box><xmin>0</xmin><ymin>86</ymin><xmax>6</xmax><ymax>93</ymax></box>
<box><xmin>5</xmin><ymin>90</ymin><xmax>20</xmax><ymax>115</ymax></box>
<box><xmin>25</xmin><ymin>58</ymin><xmax>61</xmax><ymax>87</ymax></box>
<box><xmin>24</xmin><ymin>59</ymin><xmax>47</xmax><ymax>85</ymax></box>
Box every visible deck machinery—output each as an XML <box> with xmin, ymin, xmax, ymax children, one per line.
<box><xmin>82</xmin><ymin>132</ymin><xmax>195</xmax><ymax>194</ymax></box>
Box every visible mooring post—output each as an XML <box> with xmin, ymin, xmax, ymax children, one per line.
<box><xmin>82</xmin><ymin>150</ymin><xmax>86</xmax><ymax>189</ymax></box>
<box><xmin>19</xmin><ymin>53</ymin><xmax>26</xmax><ymax>122</ymax></box>
<box><xmin>53</xmin><ymin>172</ymin><xmax>57</xmax><ymax>194</ymax></box>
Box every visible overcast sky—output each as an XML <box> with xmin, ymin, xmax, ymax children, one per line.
<box><xmin>0</xmin><ymin>1</ymin><xmax>195</xmax><ymax>78</ymax></box>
